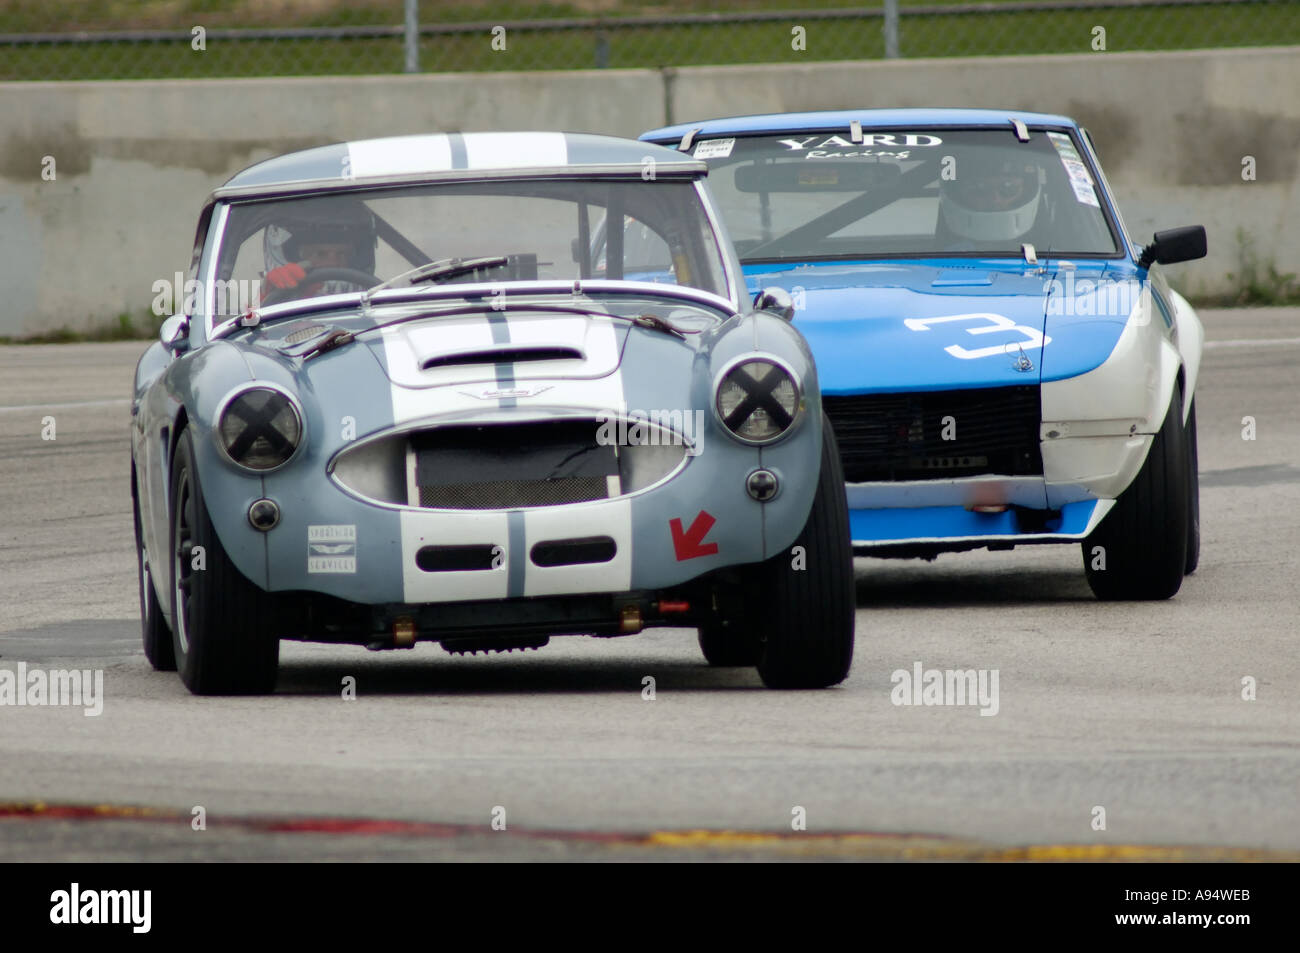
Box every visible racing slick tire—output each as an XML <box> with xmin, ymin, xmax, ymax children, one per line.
<box><xmin>1083</xmin><ymin>383</ymin><xmax>1189</xmax><ymax>601</ymax></box>
<box><xmin>697</xmin><ymin>621</ymin><xmax>762</xmax><ymax>667</ymax></box>
<box><xmin>169</xmin><ymin>429</ymin><xmax>279</xmax><ymax>695</ymax></box>
<box><xmin>1184</xmin><ymin>398</ymin><xmax>1201</xmax><ymax>575</ymax></box>
<box><xmin>753</xmin><ymin>413</ymin><xmax>855</xmax><ymax>688</ymax></box>
<box><xmin>134</xmin><ymin>472</ymin><xmax>176</xmax><ymax>671</ymax></box>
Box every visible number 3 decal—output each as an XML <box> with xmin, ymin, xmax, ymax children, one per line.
<box><xmin>904</xmin><ymin>313</ymin><xmax>1050</xmax><ymax>360</ymax></box>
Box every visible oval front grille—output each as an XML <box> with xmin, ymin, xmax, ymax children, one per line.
<box><xmin>331</xmin><ymin>417</ymin><xmax>690</xmax><ymax>510</ymax></box>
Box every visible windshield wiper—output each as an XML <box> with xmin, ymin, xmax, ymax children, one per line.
<box><xmin>361</xmin><ymin>257</ymin><xmax>511</xmax><ymax>312</ymax></box>
<box><xmin>302</xmin><ymin>327</ymin><xmax>355</xmax><ymax>362</ymax></box>
<box><xmin>409</xmin><ymin>256</ymin><xmax>511</xmax><ymax>285</ymax></box>
<box><xmin>632</xmin><ymin>313</ymin><xmax>685</xmax><ymax>339</ymax></box>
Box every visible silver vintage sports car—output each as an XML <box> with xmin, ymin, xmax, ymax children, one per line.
<box><xmin>131</xmin><ymin>132</ymin><xmax>855</xmax><ymax>694</ymax></box>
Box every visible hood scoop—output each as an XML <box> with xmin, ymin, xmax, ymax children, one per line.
<box><xmin>376</xmin><ymin>311</ymin><xmax>626</xmax><ymax>389</ymax></box>
<box><xmin>421</xmin><ymin>345</ymin><xmax>584</xmax><ymax>370</ymax></box>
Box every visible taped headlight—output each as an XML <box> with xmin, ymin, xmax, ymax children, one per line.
<box><xmin>218</xmin><ymin>387</ymin><xmax>303</xmax><ymax>471</ymax></box>
<box><xmin>716</xmin><ymin>359</ymin><xmax>800</xmax><ymax>443</ymax></box>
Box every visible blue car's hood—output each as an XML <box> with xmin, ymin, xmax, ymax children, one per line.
<box><xmin>744</xmin><ymin>259</ymin><xmax>1140</xmax><ymax>394</ymax></box>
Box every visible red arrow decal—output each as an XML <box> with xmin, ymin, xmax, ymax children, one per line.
<box><xmin>670</xmin><ymin>510</ymin><xmax>719</xmax><ymax>561</ymax></box>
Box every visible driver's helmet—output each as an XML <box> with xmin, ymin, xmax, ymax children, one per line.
<box><xmin>938</xmin><ymin>147</ymin><xmax>1047</xmax><ymax>243</ymax></box>
<box><xmin>263</xmin><ymin>197</ymin><xmax>378</xmax><ymax>292</ymax></box>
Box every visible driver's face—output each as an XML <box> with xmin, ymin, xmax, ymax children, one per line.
<box><xmin>300</xmin><ymin>241</ymin><xmax>351</xmax><ymax>268</ymax></box>
<box><xmin>952</xmin><ymin>160</ymin><xmax>1038</xmax><ymax>212</ymax></box>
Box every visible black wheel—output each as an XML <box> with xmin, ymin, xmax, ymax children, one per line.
<box><xmin>133</xmin><ymin>473</ymin><xmax>176</xmax><ymax>671</ymax></box>
<box><xmin>1184</xmin><ymin>398</ymin><xmax>1200</xmax><ymax>575</ymax></box>
<box><xmin>753</xmin><ymin>413</ymin><xmax>856</xmax><ymax>689</ymax></box>
<box><xmin>169</xmin><ymin>429</ymin><xmax>279</xmax><ymax>694</ymax></box>
<box><xmin>697</xmin><ymin>621</ymin><xmax>761</xmax><ymax>667</ymax></box>
<box><xmin>1082</xmin><ymin>383</ymin><xmax>1189</xmax><ymax>600</ymax></box>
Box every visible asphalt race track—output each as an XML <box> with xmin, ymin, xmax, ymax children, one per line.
<box><xmin>1</xmin><ymin>308</ymin><xmax>1297</xmax><ymax>861</ymax></box>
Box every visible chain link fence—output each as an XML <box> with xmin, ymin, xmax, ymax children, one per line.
<box><xmin>1</xmin><ymin>0</ymin><xmax>1297</xmax><ymax>80</ymax></box>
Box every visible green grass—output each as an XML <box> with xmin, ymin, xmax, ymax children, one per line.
<box><xmin>0</xmin><ymin>311</ymin><xmax>164</xmax><ymax>345</ymax></box>
<box><xmin>1</xmin><ymin>3</ymin><xmax>1297</xmax><ymax>79</ymax></box>
<box><xmin>1188</xmin><ymin>228</ymin><xmax>1300</xmax><ymax>308</ymax></box>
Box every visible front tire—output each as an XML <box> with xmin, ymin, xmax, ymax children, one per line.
<box><xmin>1184</xmin><ymin>399</ymin><xmax>1200</xmax><ymax>575</ymax></box>
<box><xmin>134</xmin><ymin>476</ymin><xmax>175</xmax><ymax>671</ymax></box>
<box><xmin>1083</xmin><ymin>384</ymin><xmax>1189</xmax><ymax>600</ymax></box>
<box><xmin>169</xmin><ymin>429</ymin><xmax>279</xmax><ymax>695</ymax></box>
<box><xmin>697</xmin><ymin>621</ymin><xmax>761</xmax><ymax>667</ymax></box>
<box><xmin>753</xmin><ymin>413</ymin><xmax>856</xmax><ymax>689</ymax></box>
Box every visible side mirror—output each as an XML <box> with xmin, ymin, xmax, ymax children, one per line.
<box><xmin>159</xmin><ymin>314</ymin><xmax>190</xmax><ymax>353</ymax></box>
<box><xmin>753</xmin><ymin>286</ymin><xmax>795</xmax><ymax>322</ymax></box>
<box><xmin>1138</xmin><ymin>225</ymin><xmax>1207</xmax><ymax>268</ymax></box>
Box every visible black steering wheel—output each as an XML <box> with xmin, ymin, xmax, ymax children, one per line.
<box><xmin>260</xmin><ymin>266</ymin><xmax>382</xmax><ymax>307</ymax></box>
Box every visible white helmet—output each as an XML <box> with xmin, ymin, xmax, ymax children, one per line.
<box><xmin>939</xmin><ymin>148</ymin><xmax>1045</xmax><ymax>242</ymax></box>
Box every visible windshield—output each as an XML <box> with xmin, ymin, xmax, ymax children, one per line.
<box><xmin>691</xmin><ymin>128</ymin><xmax>1120</xmax><ymax>261</ymax></box>
<box><xmin>211</xmin><ymin>179</ymin><xmax>730</xmax><ymax>320</ymax></box>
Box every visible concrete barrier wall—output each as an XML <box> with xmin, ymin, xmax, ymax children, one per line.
<box><xmin>1</xmin><ymin>46</ymin><xmax>1296</xmax><ymax>335</ymax></box>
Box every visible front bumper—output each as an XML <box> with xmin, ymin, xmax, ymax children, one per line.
<box><xmin>202</xmin><ymin>405</ymin><xmax>820</xmax><ymax>605</ymax></box>
<box><xmin>845</xmin><ymin>429</ymin><xmax>1150</xmax><ymax>551</ymax></box>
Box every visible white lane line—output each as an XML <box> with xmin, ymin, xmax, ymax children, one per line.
<box><xmin>1204</xmin><ymin>337</ymin><xmax>1300</xmax><ymax>349</ymax></box>
<box><xmin>0</xmin><ymin>398</ymin><xmax>131</xmax><ymax>414</ymax></box>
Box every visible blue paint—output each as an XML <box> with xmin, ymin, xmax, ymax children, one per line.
<box><xmin>739</xmin><ymin>259</ymin><xmax>1135</xmax><ymax>393</ymax></box>
<box><xmin>642</xmin><ymin>108</ymin><xmax>1078</xmax><ymax>142</ymax></box>
<box><xmin>849</xmin><ymin>499</ymin><xmax>1098</xmax><ymax>543</ymax></box>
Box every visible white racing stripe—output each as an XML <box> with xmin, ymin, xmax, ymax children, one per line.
<box><xmin>387</xmin><ymin>305</ymin><xmax>632</xmax><ymax>601</ymax></box>
<box><xmin>347</xmin><ymin>135</ymin><xmax>453</xmax><ymax>178</ymax></box>
<box><xmin>504</xmin><ymin>311</ymin><xmax>626</xmax><ymax>409</ymax></box>
<box><xmin>463</xmin><ymin>132</ymin><xmax>567</xmax><ymax>169</ymax></box>
<box><xmin>399</xmin><ymin>510</ymin><xmax>510</xmax><ymax>602</ymax></box>
<box><xmin>523</xmin><ymin>499</ymin><xmax>633</xmax><ymax>596</ymax></box>
<box><xmin>381</xmin><ymin>319</ymin><xmax>501</xmax><ymax>421</ymax></box>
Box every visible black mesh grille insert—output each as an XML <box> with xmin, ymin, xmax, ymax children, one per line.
<box><xmin>419</xmin><ymin>477</ymin><xmax>608</xmax><ymax>510</ymax></box>
<box><xmin>824</xmin><ymin>386</ymin><xmax>1042</xmax><ymax>482</ymax></box>
<box><xmin>412</xmin><ymin>420</ymin><xmax>617</xmax><ymax>510</ymax></box>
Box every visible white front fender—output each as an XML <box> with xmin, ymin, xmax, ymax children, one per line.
<box><xmin>1041</xmin><ymin>285</ymin><xmax>1187</xmax><ymax>506</ymax></box>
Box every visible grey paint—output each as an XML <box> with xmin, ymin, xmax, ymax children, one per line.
<box><xmin>132</xmin><ymin>150</ymin><xmax>823</xmax><ymax>614</ymax></box>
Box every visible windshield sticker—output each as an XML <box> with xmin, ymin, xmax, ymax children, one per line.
<box><xmin>773</xmin><ymin>133</ymin><xmax>942</xmax><ymax>162</ymax></box>
<box><xmin>804</xmin><ymin>149</ymin><xmax>912</xmax><ymax>160</ymax></box>
<box><xmin>693</xmin><ymin>138</ymin><xmax>735</xmax><ymax>159</ymax></box>
<box><xmin>1048</xmin><ymin>132</ymin><xmax>1100</xmax><ymax>207</ymax></box>
<box><xmin>1047</xmin><ymin>131</ymin><xmax>1080</xmax><ymax>159</ymax></box>
<box><xmin>1071</xmin><ymin>181</ymin><xmax>1101</xmax><ymax>207</ymax></box>
<box><xmin>308</xmin><ymin>524</ymin><xmax>357</xmax><ymax>573</ymax></box>
<box><xmin>776</xmin><ymin>133</ymin><xmax>943</xmax><ymax>151</ymax></box>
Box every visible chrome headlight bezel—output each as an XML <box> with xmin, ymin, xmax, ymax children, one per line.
<box><xmin>213</xmin><ymin>383</ymin><xmax>305</xmax><ymax>473</ymax></box>
<box><xmin>712</xmin><ymin>354</ymin><xmax>804</xmax><ymax>446</ymax></box>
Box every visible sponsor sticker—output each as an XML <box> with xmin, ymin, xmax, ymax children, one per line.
<box><xmin>693</xmin><ymin>137</ymin><xmax>735</xmax><ymax>159</ymax></box>
<box><xmin>308</xmin><ymin>524</ymin><xmax>357</xmax><ymax>573</ymax></box>
<box><xmin>1070</xmin><ymin>181</ymin><xmax>1101</xmax><ymax>207</ymax></box>
<box><xmin>1047</xmin><ymin>131</ymin><xmax>1080</xmax><ymax>159</ymax></box>
<box><xmin>1048</xmin><ymin>131</ymin><xmax>1100</xmax><ymax>207</ymax></box>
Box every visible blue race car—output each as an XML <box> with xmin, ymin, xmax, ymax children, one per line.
<box><xmin>131</xmin><ymin>132</ymin><xmax>855</xmax><ymax>694</ymax></box>
<box><xmin>642</xmin><ymin>109</ymin><xmax>1206</xmax><ymax>600</ymax></box>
